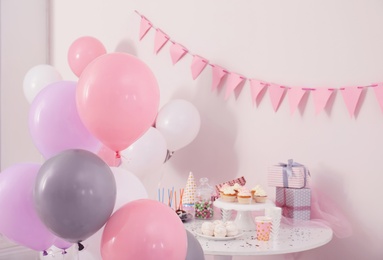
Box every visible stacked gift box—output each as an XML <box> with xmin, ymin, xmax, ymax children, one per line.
<box><xmin>268</xmin><ymin>159</ymin><xmax>311</xmax><ymax>220</ymax></box>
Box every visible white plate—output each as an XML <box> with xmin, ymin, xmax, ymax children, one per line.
<box><xmin>194</xmin><ymin>229</ymin><xmax>244</xmax><ymax>240</ymax></box>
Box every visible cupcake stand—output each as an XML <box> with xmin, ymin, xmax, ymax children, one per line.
<box><xmin>213</xmin><ymin>198</ymin><xmax>275</xmax><ymax>231</ymax></box>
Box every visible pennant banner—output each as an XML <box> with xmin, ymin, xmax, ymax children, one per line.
<box><xmin>313</xmin><ymin>88</ymin><xmax>335</xmax><ymax>115</ymax></box>
<box><xmin>288</xmin><ymin>87</ymin><xmax>307</xmax><ymax>115</ymax></box>
<box><xmin>170</xmin><ymin>43</ymin><xmax>188</xmax><ymax>65</ymax></box>
<box><xmin>191</xmin><ymin>55</ymin><xmax>208</xmax><ymax>80</ymax></box>
<box><xmin>135</xmin><ymin>11</ymin><xmax>382</xmax><ymax>118</ymax></box>
<box><xmin>139</xmin><ymin>16</ymin><xmax>152</xmax><ymax>40</ymax></box>
<box><xmin>154</xmin><ymin>29</ymin><xmax>169</xmax><ymax>54</ymax></box>
<box><xmin>373</xmin><ymin>84</ymin><xmax>383</xmax><ymax>113</ymax></box>
<box><xmin>249</xmin><ymin>79</ymin><xmax>266</xmax><ymax>106</ymax></box>
<box><xmin>211</xmin><ymin>65</ymin><xmax>227</xmax><ymax>91</ymax></box>
<box><xmin>340</xmin><ymin>87</ymin><xmax>364</xmax><ymax>117</ymax></box>
<box><xmin>224</xmin><ymin>73</ymin><xmax>245</xmax><ymax>100</ymax></box>
<box><xmin>268</xmin><ymin>84</ymin><xmax>286</xmax><ymax>112</ymax></box>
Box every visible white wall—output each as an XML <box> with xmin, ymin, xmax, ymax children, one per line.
<box><xmin>0</xmin><ymin>0</ymin><xmax>48</xmax><ymax>168</ymax></box>
<box><xmin>2</xmin><ymin>0</ymin><xmax>383</xmax><ymax>259</ymax></box>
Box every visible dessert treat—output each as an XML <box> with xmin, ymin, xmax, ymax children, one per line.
<box><xmin>220</xmin><ymin>186</ymin><xmax>237</xmax><ymax>202</ymax></box>
<box><xmin>233</xmin><ymin>183</ymin><xmax>244</xmax><ymax>193</ymax></box>
<box><xmin>214</xmin><ymin>224</ymin><xmax>227</xmax><ymax>238</ymax></box>
<box><xmin>201</xmin><ymin>221</ymin><xmax>215</xmax><ymax>236</ymax></box>
<box><xmin>237</xmin><ymin>188</ymin><xmax>252</xmax><ymax>204</ymax></box>
<box><xmin>213</xmin><ymin>220</ymin><xmax>224</xmax><ymax>226</ymax></box>
<box><xmin>226</xmin><ymin>222</ymin><xmax>239</xmax><ymax>237</ymax></box>
<box><xmin>252</xmin><ymin>185</ymin><xmax>267</xmax><ymax>203</ymax></box>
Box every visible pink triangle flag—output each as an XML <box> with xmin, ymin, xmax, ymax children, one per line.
<box><xmin>288</xmin><ymin>87</ymin><xmax>307</xmax><ymax>115</ymax></box>
<box><xmin>211</xmin><ymin>65</ymin><xmax>227</xmax><ymax>91</ymax></box>
<box><xmin>373</xmin><ymin>83</ymin><xmax>383</xmax><ymax>113</ymax></box>
<box><xmin>169</xmin><ymin>43</ymin><xmax>188</xmax><ymax>65</ymax></box>
<box><xmin>139</xmin><ymin>16</ymin><xmax>152</xmax><ymax>40</ymax></box>
<box><xmin>312</xmin><ymin>88</ymin><xmax>334</xmax><ymax>114</ymax></box>
<box><xmin>224</xmin><ymin>73</ymin><xmax>245</xmax><ymax>100</ymax></box>
<box><xmin>249</xmin><ymin>79</ymin><xmax>266</xmax><ymax>105</ymax></box>
<box><xmin>154</xmin><ymin>29</ymin><xmax>169</xmax><ymax>54</ymax></box>
<box><xmin>340</xmin><ymin>86</ymin><xmax>363</xmax><ymax>117</ymax></box>
<box><xmin>191</xmin><ymin>55</ymin><xmax>208</xmax><ymax>80</ymax></box>
<box><xmin>268</xmin><ymin>83</ymin><xmax>285</xmax><ymax>112</ymax></box>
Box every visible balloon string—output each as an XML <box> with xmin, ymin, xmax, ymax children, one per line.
<box><xmin>78</xmin><ymin>242</ymin><xmax>84</xmax><ymax>251</ymax></box>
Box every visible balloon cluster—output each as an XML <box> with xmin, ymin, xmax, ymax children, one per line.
<box><xmin>0</xmin><ymin>36</ymin><xmax>203</xmax><ymax>259</ymax></box>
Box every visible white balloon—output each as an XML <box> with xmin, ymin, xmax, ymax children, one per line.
<box><xmin>155</xmin><ymin>99</ymin><xmax>201</xmax><ymax>151</ymax></box>
<box><xmin>121</xmin><ymin>127</ymin><xmax>168</xmax><ymax>175</ymax></box>
<box><xmin>83</xmin><ymin>167</ymin><xmax>148</xmax><ymax>260</ymax></box>
<box><xmin>23</xmin><ymin>64</ymin><xmax>62</xmax><ymax>103</ymax></box>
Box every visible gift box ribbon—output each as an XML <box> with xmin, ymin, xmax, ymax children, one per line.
<box><xmin>276</xmin><ymin>188</ymin><xmax>311</xmax><ymax>216</ymax></box>
<box><xmin>277</xmin><ymin>159</ymin><xmax>310</xmax><ymax>187</ymax></box>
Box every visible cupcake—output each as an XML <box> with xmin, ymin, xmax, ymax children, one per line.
<box><xmin>237</xmin><ymin>188</ymin><xmax>252</xmax><ymax>204</ymax></box>
<box><xmin>233</xmin><ymin>183</ymin><xmax>244</xmax><ymax>193</ymax></box>
<box><xmin>201</xmin><ymin>221</ymin><xmax>215</xmax><ymax>236</ymax></box>
<box><xmin>252</xmin><ymin>185</ymin><xmax>267</xmax><ymax>203</ymax></box>
<box><xmin>220</xmin><ymin>186</ymin><xmax>237</xmax><ymax>202</ymax></box>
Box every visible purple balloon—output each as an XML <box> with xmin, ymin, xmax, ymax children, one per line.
<box><xmin>34</xmin><ymin>149</ymin><xmax>116</xmax><ymax>243</ymax></box>
<box><xmin>0</xmin><ymin>163</ymin><xmax>55</xmax><ymax>251</ymax></box>
<box><xmin>29</xmin><ymin>80</ymin><xmax>100</xmax><ymax>159</ymax></box>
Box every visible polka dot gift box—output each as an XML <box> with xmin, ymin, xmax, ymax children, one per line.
<box><xmin>275</xmin><ymin>187</ymin><xmax>311</xmax><ymax>220</ymax></box>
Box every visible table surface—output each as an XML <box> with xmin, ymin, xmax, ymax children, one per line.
<box><xmin>184</xmin><ymin>220</ymin><xmax>333</xmax><ymax>256</ymax></box>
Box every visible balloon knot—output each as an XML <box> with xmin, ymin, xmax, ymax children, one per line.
<box><xmin>43</xmin><ymin>250</ymin><xmax>48</xmax><ymax>256</ymax></box>
<box><xmin>78</xmin><ymin>242</ymin><xmax>84</xmax><ymax>251</ymax></box>
<box><xmin>115</xmin><ymin>151</ymin><xmax>121</xmax><ymax>159</ymax></box>
<box><xmin>62</xmin><ymin>250</ymin><xmax>67</xmax><ymax>255</ymax></box>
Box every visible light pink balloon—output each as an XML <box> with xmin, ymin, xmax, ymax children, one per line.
<box><xmin>67</xmin><ymin>36</ymin><xmax>106</xmax><ymax>77</ymax></box>
<box><xmin>29</xmin><ymin>81</ymin><xmax>100</xmax><ymax>159</ymax></box>
<box><xmin>101</xmin><ymin>199</ymin><xmax>187</xmax><ymax>260</ymax></box>
<box><xmin>76</xmin><ymin>52</ymin><xmax>160</xmax><ymax>153</ymax></box>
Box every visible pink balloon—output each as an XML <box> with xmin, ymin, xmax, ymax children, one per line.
<box><xmin>68</xmin><ymin>36</ymin><xmax>106</xmax><ymax>77</ymax></box>
<box><xmin>29</xmin><ymin>81</ymin><xmax>100</xmax><ymax>159</ymax></box>
<box><xmin>101</xmin><ymin>199</ymin><xmax>187</xmax><ymax>260</ymax></box>
<box><xmin>76</xmin><ymin>53</ymin><xmax>160</xmax><ymax>153</ymax></box>
<box><xmin>0</xmin><ymin>163</ymin><xmax>55</xmax><ymax>251</ymax></box>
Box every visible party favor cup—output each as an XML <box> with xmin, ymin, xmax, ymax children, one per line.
<box><xmin>255</xmin><ymin>216</ymin><xmax>272</xmax><ymax>241</ymax></box>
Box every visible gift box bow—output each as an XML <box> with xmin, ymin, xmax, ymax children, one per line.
<box><xmin>277</xmin><ymin>159</ymin><xmax>311</xmax><ymax>188</ymax></box>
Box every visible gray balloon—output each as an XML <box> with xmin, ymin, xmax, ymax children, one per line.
<box><xmin>186</xmin><ymin>230</ymin><xmax>205</xmax><ymax>260</ymax></box>
<box><xmin>34</xmin><ymin>149</ymin><xmax>116</xmax><ymax>243</ymax></box>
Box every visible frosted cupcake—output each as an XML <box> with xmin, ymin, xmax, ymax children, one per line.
<box><xmin>237</xmin><ymin>188</ymin><xmax>252</xmax><ymax>204</ymax></box>
<box><xmin>220</xmin><ymin>186</ymin><xmax>237</xmax><ymax>202</ymax></box>
<box><xmin>252</xmin><ymin>185</ymin><xmax>267</xmax><ymax>203</ymax></box>
<box><xmin>233</xmin><ymin>183</ymin><xmax>244</xmax><ymax>193</ymax></box>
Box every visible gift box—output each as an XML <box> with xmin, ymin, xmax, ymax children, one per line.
<box><xmin>275</xmin><ymin>187</ymin><xmax>311</xmax><ymax>220</ymax></box>
<box><xmin>268</xmin><ymin>159</ymin><xmax>310</xmax><ymax>188</ymax></box>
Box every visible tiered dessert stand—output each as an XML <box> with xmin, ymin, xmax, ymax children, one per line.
<box><xmin>213</xmin><ymin>198</ymin><xmax>275</xmax><ymax>230</ymax></box>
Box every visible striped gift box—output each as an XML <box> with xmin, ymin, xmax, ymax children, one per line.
<box><xmin>267</xmin><ymin>163</ymin><xmax>310</xmax><ymax>188</ymax></box>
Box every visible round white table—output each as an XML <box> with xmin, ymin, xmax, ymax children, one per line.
<box><xmin>185</xmin><ymin>219</ymin><xmax>333</xmax><ymax>260</ymax></box>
